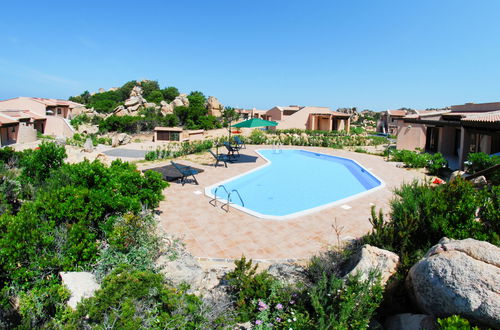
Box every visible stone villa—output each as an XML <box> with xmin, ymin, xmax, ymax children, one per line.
<box><xmin>0</xmin><ymin>97</ymin><xmax>81</xmax><ymax>146</ymax></box>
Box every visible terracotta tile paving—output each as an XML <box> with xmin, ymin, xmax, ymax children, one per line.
<box><xmin>142</xmin><ymin>145</ymin><xmax>426</xmax><ymax>261</ymax></box>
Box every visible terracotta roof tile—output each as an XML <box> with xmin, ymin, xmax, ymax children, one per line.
<box><xmin>387</xmin><ymin>110</ymin><xmax>406</xmax><ymax>116</ymax></box>
<box><xmin>461</xmin><ymin>110</ymin><xmax>500</xmax><ymax>123</ymax></box>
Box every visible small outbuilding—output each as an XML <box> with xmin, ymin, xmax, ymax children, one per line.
<box><xmin>154</xmin><ymin>127</ymin><xmax>205</xmax><ymax>142</ymax></box>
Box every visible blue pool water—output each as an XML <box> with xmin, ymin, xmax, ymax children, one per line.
<box><xmin>207</xmin><ymin>149</ymin><xmax>383</xmax><ymax>219</ymax></box>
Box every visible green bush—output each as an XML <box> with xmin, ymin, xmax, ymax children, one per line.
<box><xmin>141</xmin><ymin>80</ymin><xmax>161</xmax><ymax>99</ymax></box>
<box><xmin>309</xmin><ymin>271</ymin><xmax>383</xmax><ymax>329</ymax></box>
<box><xmin>437</xmin><ymin>315</ymin><xmax>479</xmax><ymax>329</ymax></box>
<box><xmin>95</xmin><ymin>212</ymin><xmax>163</xmax><ymax>280</ymax></box>
<box><xmin>20</xmin><ymin>141</ymin><xmax>67</xmax><ymax>184</ymax></box>
<box><xmin>225</xmin><ymin>257</ymin><xmax>279</xmax><ymax>322</ymax></box>
<box><xmin>146</xmin><ymin>90</ymin><xmax>164</xmax><ymax>104</ymax></box>
<box><xmin>70</xmin><ymin>113</ymin><xmax>92</xmax><ymax>129</ymax></box>
<box><xmin>350</xmin><ymin>126</ymin><xmax>364</xmax><ymax>134</ymax></box>
<box><xmin>0</xmin><ymin>158</ymin><xmax>167</xmax><ymax>288</ymax></box>
<box><xmin>144</xmin><ymin>140</ymin><xmax>214</xmax><ymax>161</ymax></box>
<box><xmin>390</xmin><ymin>149</ymin><xmax>447</xmax><ymax>174</ymax></box>
<box><xmin>427</xmin><ymin>152</ymin><xmax>448</xmax><ymax>175</ymax></box>
<box><xmin>18</xmin><ymin>282</ymin><xmax>70</xmax><ymax>328</ymax></box>
<box><xmin>63</xmin><ymin>266</ymin><xmax>205</xmax><ymax>329</ymax></box>
<box><xmin>99</xmin><ymin>115</ymin><xmax>140</xmax><ymax>133</ymax></box>
<box><xmin>0</xmin><ymin>147</ymin><xmax>19</xmax><ymax>165</ymax></box>
<box><xmin>0</xmin><ymin>163</ymin><xmax>22</xmax><ymax>214</ymax></box>
<box><xmin>162</xmin><ymin>86</ymin><xmax>180</xmax><ymax>102</ymax></box>
<box><xmin>466</xmin><ymin>152</ymin><xmax>500</xmax><ymax>184</ymax></box>
<box><xmin>364</xmin><ymin>178</ymin><xmax>499</xmax><ymax>274</ymax></box>
<box><xmin>249</xmin><ymin>129</ymin><xmax>268</xmax><ymax>144</ymax></box>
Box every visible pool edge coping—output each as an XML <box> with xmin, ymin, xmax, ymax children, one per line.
<box><xmin>204</xmin><ymin>148</ymin><xmax>386</xmax><ymax>220</ymax></box>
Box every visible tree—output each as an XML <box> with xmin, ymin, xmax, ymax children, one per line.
<box><xmin>141</xmin><ymin>80</ymin><xmax>160</xmax><ymax>99</ymax></box>
<box><xmin>146</xmin><ymin>90</ymin><xmax>164</xmax><ymax>105</ymax></box>
<box><xmin>187</xmin><ymin>91</ymin><xmax>206</xmax><ymax>109</ymax></box>
<box><xmin>118</xmin><ymin>81</ymin><xmax>137</xmax><ymax>101</ymax></box>
<box><xmin>20</xmin><ymin>141</ymin><xmax>67</xmax><ymax>184</ymax></box>
<box><xmin>222</xmin><ymin>106</ymin><xmax>240</xmax><ymax>127</ymax></box>
<box><xmin>161</xmin><ymin>86</ymin><xmax>180</xmax><ymax>102</ymax></box>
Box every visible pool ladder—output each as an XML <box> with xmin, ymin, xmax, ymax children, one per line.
<box><xmin>210</xmin><ymin>184</ymin><xmax>245</xmax><ymax>213</ymax></box>
<box><xmin>272</xmin><ymin>141</ymin><xmax>283</xmax><ymax>154</ymax></box>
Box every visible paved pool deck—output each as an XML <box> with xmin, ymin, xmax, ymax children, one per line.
<box><xmin>139</xmin><ymin>145</ymin><xmax>427</xmax><ymax>262</ymax></box>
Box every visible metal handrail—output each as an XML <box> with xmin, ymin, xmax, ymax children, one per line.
<box><xmin>222</xmin><ymin>189</ymin><xmax>245</xmax><ymax>212</ymax></box>
<box><xmin>210</xmin><ymin>184</ymin><xmax>229</xmax><ymax>207</ymax></box>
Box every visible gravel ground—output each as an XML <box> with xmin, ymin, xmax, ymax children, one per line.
<box><xmin>103</xmin><ymin>149</ymin><xmax>148</xmax><ymax>158</ymax></box>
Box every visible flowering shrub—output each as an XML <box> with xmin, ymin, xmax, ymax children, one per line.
<box><xmin>309</xmin><ymin>271</ymin><xmax>383</xmax><ymax>329</ymax></box>
<box><xmin>252</xmin><ymin>294</ymin><xmax>310</xmax><ymax>329</ymax></box>
<box><xmin>245</xmin><ymin>129</ymin><xmax>388</xmax><ymax>149</ymax></box>
<box><xmin>466</xmin><ymin>152</ymin><xmax>500</xmax><ymax>184</ymax></box>
<box><xmin>389</xmin><ymin>149</ymin><xmax>447</xmax><ymax>175</ymax></box>
<box><xmin>225</xmin><ymin>256</ymin><xmax>280</xmax><ymax>322</ymax></box>
<box><xmin>145</xmin><ymin>140</ymin><xmax>213</xmax><ymax>160</ymax></box>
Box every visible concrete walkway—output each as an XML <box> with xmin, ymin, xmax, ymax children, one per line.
<box><xmin>140</xmin><ymin>145</ymin><xmax>427</xmax><ymax>261</ymax></box>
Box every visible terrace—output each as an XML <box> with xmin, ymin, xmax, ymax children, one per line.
<box><xmin>139</xmin><ymin>144</ymin><xmax>426</xmax><ymax>262</ymax></box>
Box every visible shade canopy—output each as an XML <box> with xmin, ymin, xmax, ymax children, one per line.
<box><xmin>232</xmin><ymin>118</ymin><xmax>278</xmax><ymax>128</ymax></box>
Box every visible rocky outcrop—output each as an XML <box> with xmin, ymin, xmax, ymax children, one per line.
<box><xmin>83</xmin><ymin>138</ymin><xmax>94</xmax><ymax>152</ymax></box>
<box><xmin>89</xmin><ymin>81</ymin><xmax>224</xmax><ymax>119</ymax></box>
<box><xmin>160</xmin><ymin>101</ymin><xmax>174</xmax><ymax>115</ymax></box>
<box><xmin>345</xmin><ymin>245</ymin><xmax>399</xmax><ymax>286</ymax></box>
<box><xmin>60</xmin><ymin>272</ymin><xmax>100</xmax><ymax>309</ymax></box>
<box><xmin>111</xmin><ymin>133</ymin><xmax>131</xmax><ymax>147</ymax></box>
<box><xmin>450</xmin><ymin>170</ymin><xmax>467</xmax><ymax>181</ymax></box>
<box><xmin>129</xmin><ymin>85</ymin><xmax>143</xmax><ymax>97</ymax></box>
<box><xmin>157</xmin><ymin>251</ymin><xmax>205</xmax><ymax>289</ymax></box>
<box><xmin>407</xmin><ymin>238</ymin><xmax>500</xmax><ymax>328</ymax></box>
<box><xmin>77</xmin><ymin>124</ymin><xmax>99</xmax><ymax>135</ymax></box>
<box><xmin>113</xmin><ymin>105</ymin><xmax>129</xmax><ymax>116</ymax></box>
<box><xmin>206</xmin><ymin>96</ymin><xmax>223</xmax><ymax>116</ymax></box>
<box><xmin>124</xmin><ymin>96</ymin><xmax>142</xmax><ymax>107</ymax></box>
<box><xmin>171</xmin><ymin>94</ymin><xmax>189</xmax><ymax>108</ymax></box>
<box><xmin>385</xmin><ymin>313</ymin><xmax>437</xmax><ymax>330</ymax></box>
<box><xmin>267</xmin><ymin>263</ymin><xmax>307</xmax><ymax>286</ymax></box>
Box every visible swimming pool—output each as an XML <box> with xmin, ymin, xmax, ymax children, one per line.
<box><xmin>205</xmin><ymin>149</ymin><xmax>384</xmax><ymax>220</ymax></box>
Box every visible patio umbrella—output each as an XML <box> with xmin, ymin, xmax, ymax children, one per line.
<box><xmin>232</xmin><ymin>117</ymin><xmax>278</xmax><ymax>128</ymax></box>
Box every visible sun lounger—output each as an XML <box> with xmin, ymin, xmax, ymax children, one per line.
<box><xmin>209</xmin><ymin>150</ymin><xmax>230</xmax><ymax>167</ymax></box>
<box><xmin>170</xmin><ymin>161</ymin><xmax>200</xmax><ymax>185</ymax></box>
<box><xmin>233</xmin><ymin>136</ymin><xmax>246</xmax><ymax>149</ymax></box>
<box><xmin>223</xmin><ymin>142</ymin><xmax>240</xmax><ymax>161</ymax></box>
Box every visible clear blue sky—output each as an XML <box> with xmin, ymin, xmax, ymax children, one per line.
<box><xmin>1</xmin><ymin>0</ymin><xmax>499</xmax><ymax>111</ymax></box>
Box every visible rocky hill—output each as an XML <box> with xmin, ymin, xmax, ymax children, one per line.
<box><xmin>336</xmin><ymin>107</ymin><xmax>380</xmax><ymax>129</ymax></box>
<box><xmin>70</xmin><ymin>80</ymin><xmax>224</xmax><ymax>119</ymax></box>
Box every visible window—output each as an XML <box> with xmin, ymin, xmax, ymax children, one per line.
<box><xmin>57</xmin><ymin>108</ymin><xmax>62</xmax><ymax>115</ymax></box>
<box><xmin>171</xmin><ymin>132</ymin><xmax>180</xmax><ymax>141</ymax></box>
<box><xmin>11</xmin><ymin>126</ymin><xmax>16</xmax><ymax>133</ymax></box>
<box><xmin>157</xmin><ymin>131</ymin><xmax>180</xmax><ymax>141</ymax></box>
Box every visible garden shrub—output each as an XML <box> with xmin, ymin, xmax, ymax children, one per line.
<box><xmin>390</xmin><ymin>149</ymin><xmax>447</xmax><ymax>174</ymax></box>
<box><xmin>144</xmin><ymin>140</ymin><xmax>214</xmax><ymax>161</ymax></box>
<box><xmin>437</xmin><ymin>315</ymin><xmax>479</xmax><ymax>329</ymax></box>
<box><xmin>20</xmin><ymin>141</ymin><xmax>67</xmax><ymax>184</ymax></box>
<box><xmin>0</xmin><ymin>163</ymin><xmax>22</xmax><ymax>214</ymax></box>
<box><xmin>427</xmin><ymin>152</ymin><xmax>448</xmax><ymax>175</ymax></box>
<box><xmin>95</xmin><ymin>212</ymin><xmax>163</xmax><ymax>280</ymax></box>
<box><xmin>364</xmin><ymin>178</ymin><xmax>498</xmax><ymax>273</ymax></box>
<box><xmin>225</xmin><ymin>257</ymin><xmax>280</xmax><ymax>322</ymax></box>
<box><xmin>251</xmin><ymin>282</ymin><xmax>309</xmax><ymax>329</ymax></box>
<box><xmin>18</xmin><ymin>282</ymin><xmax>70</xmax><ymax>328</ymax></box>
<box><xmin>62</xmin><ymin>266</ymin><xmax>206</xmax><ymax>329</ymax></box>
<box><xmin>249</xmin><ymin>129</ymin><xmax>268</xmax><ymax>144</ymax></box>
<box><xmin>466</xmin><ymin>152</ymin><xmax>500</xmax><ymax>184</ymax></box>
<box><xmin>308</xmin><ymin>271</ymin><xmax>383</xmax><ymax>329</ymax></box>
<box><xmin>0</xmin><ymin>146</ymin><xmax>19</xmax><ymax>165</ymax></box>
